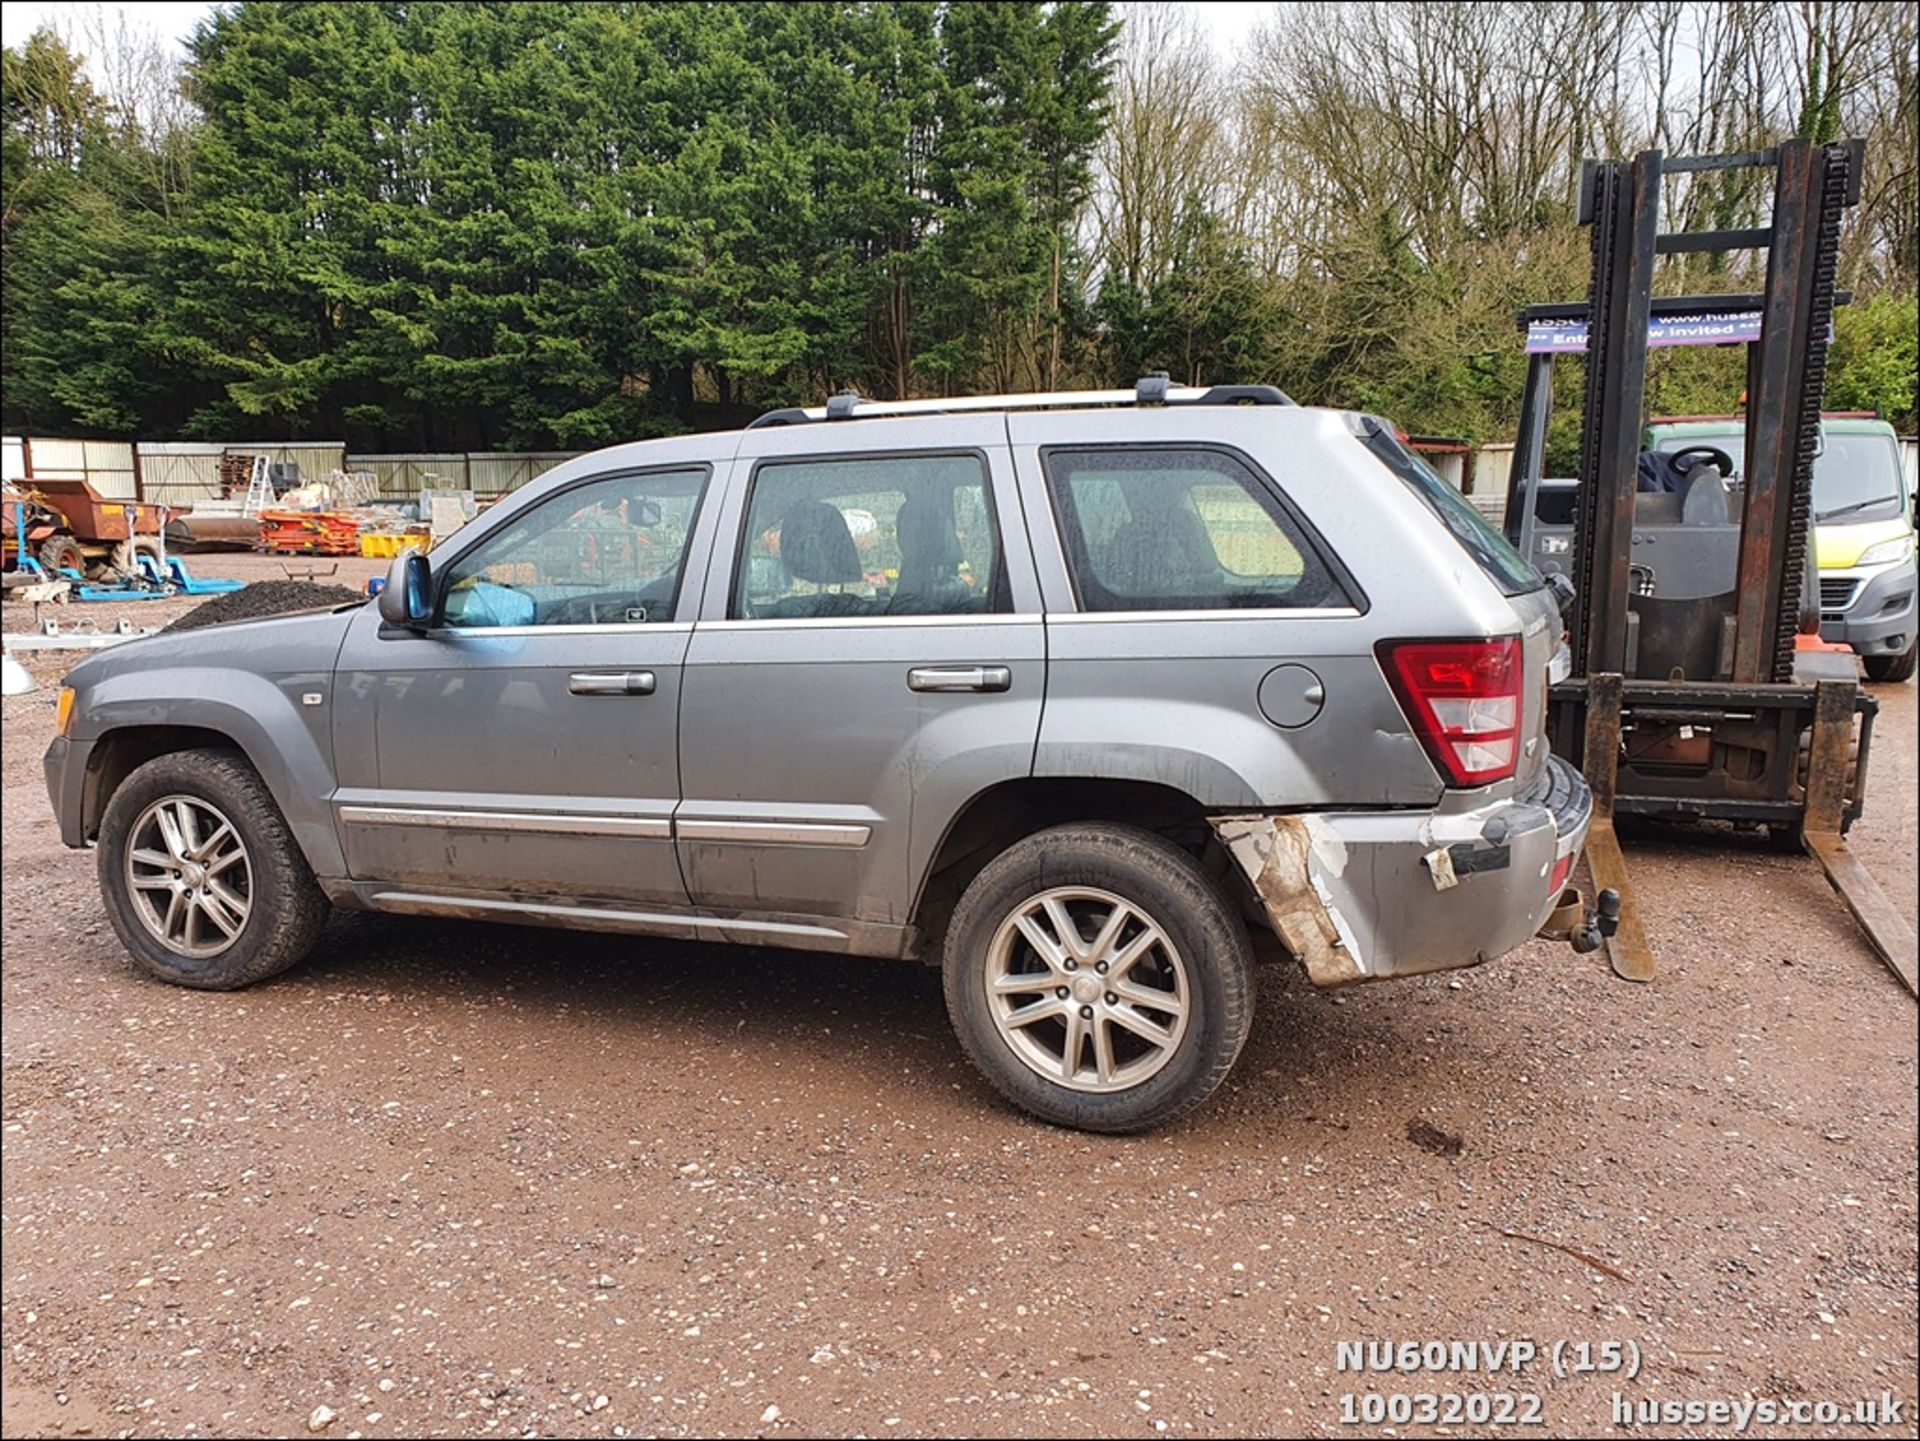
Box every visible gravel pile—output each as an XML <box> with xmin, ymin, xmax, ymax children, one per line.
<box><xmin>164</xmin><ymin>580</ymin><xmax>367</xmax><ymax>633</ymax></box>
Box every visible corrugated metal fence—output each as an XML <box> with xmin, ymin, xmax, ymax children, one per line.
<box><xmin>6</xmin><ymin>439</ymin><xmax>581</xmax><ymax>506</ymax></box>
<box><xmin>346</xmin><ymin>452</ymin><xmax>578</xmax><ymax>498</ymax></box>
<box><xmin>16</xmin><ymin>437</ymin><xmax>139</xmax><ymax>499</ymax></box>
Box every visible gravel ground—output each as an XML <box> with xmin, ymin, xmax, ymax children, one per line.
<box><xmin>3</xmin><ymin>552</ymin><xmax>1915</xmax><ymax>1439</ymax></box>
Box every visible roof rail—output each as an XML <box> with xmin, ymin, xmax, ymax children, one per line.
<box><xmin>747</xmin><ymin>374</ymin><xmax>1293</xmax><ymax>428</ymax></box>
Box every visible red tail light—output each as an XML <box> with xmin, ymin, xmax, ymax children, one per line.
<box><xmin>1546</xmin><ymin>851</ymin><xmax>1575</xmax><ymax>897</ymax></box>
<box><xmin>1376</xmin><ymin>637</ymin><xmax>1524</xmax><ymax>787</ymax></box>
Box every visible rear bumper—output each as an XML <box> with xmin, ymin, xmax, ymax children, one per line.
<box><xmin>1819</xmin><ymin>560</ymin><xmax>1915</xmax><ymax>657</ymax></box>
<box><xmin>1212</xmin><ymin>754</ymin><xmax>1591</xmax><ymax>985</ymax></box>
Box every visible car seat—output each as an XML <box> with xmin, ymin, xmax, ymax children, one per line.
<box><xmin>761</xmin><ymin>499</ymin><xmax>868</xmax><ymax>618</ymax></box>
<box><xmin>890</xmin><ymin>491</ymin><xmax>976</xmax><ymax>614</ymax></box>
<box><xmin>1100</xmin><ymin>502</ymin><xmax>1219</xmax><ymax>603</ymax></box>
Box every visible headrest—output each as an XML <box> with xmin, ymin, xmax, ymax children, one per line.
<box><xmin>896</xmin><ymin>492</ymin><xmax>962</xmax><ymax>568</ymax></box>
<box><xmin>778</xmin><ymin>499</ymin><xmax>862</xmax><ymax>586</ymax></box>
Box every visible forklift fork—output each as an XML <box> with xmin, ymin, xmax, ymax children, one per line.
<box><xmin>1801</xmin><ymin>681</ymin><xmax>1917</xmax><ymax>995</ymax></box>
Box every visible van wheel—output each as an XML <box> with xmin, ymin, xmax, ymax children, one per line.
<box><xmin>97</xmin><ymin>748</ymin><xmax>330</xmax><ymax>989</ymax></box>
<box><xmin>942</xmin><ymin>823</ymin><xmax>1254</xmax><ymax>1133</ymax></box>
<box><xmin>1863</xmin><ymin>640</ymin><xmax>1916</xmax><ymax>684</ymax></box>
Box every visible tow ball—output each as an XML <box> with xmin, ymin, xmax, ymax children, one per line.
<box><xmin>1571</xmin><ymin>888</ymin><xmax>1623</xmax><ymax>954</ymax></box>
<box><xmin>1539</xmin><ymin>886</ymin><xmax>1623</xmax><ymax>954</ymax></box>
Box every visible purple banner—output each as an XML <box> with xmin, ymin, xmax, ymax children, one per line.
<box><xmin>1525</xmin><ymin>310</ymin><xmax>1764</xmax><ymax>353</ymax></box>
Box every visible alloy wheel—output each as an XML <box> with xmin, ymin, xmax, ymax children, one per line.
<box><xmin>124</xmin><ymin>795</ymin><xmax>253</xmax><ymax>957</ymax></box>
<box><xmin>983</xmin><ymin>886</ymin><xmax>1190</xmax><ymax>1093</ymax></box>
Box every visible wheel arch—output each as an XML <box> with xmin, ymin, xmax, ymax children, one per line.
<box><xmin>81</xmin><ymin>698</ymin><xmax>345</xmax><ymax>881</ymax></box>
<box><xmin>84</xmin><ymin>724</ymin><xmax>242</xmax><ymax>841</ymax></box>
<box><xmin>909</xmin><ymin>776</ymin><xmax>1240</xmax><ymax>955</ymax></box>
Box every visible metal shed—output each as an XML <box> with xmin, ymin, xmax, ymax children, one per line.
<box><xmin>19</xmin><ymin>437</ymin><xmax>138</xmax><ymax>498</ymax></box>
<box><xmin>136</xmin><ymin>442</ymin><xmax>227</xmax><ymax>507</ymax></box>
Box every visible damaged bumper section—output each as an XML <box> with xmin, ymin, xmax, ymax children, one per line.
<box><xmin>1211</xmin><ymin>754</ymin><xmax>1592</xmax><ymax>986</ymax></box>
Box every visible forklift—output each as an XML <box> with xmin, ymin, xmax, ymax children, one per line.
<box><xmin>1503</xmin><ymin>138</ymin><xmax>1915</xmax><ymax>996</ymax></box>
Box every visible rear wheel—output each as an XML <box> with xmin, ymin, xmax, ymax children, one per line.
<box><xmin>942</xmin><ymin>823</ymin><xmax>1254</xmax><ymax>1132</ymax></box>
<box><xmin>1863</xmin><ymin>639</ymin><xmax>1916</xmax><ymax>684</ymax></box>
<box><xmin>98</xmin><ymin>748</ymin><xmax>330</xmax><ymax>989</ymax></box>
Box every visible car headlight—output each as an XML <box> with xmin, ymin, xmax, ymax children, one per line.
<box><xmin>1855</xmin><ymin>536</ymin><xmax>1916</xmax><ymax>567</ymax></box>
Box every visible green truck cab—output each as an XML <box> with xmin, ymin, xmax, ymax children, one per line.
<box><xmin>1645</xmin><ymin>414</ymin><xmax>1917</xmax><ymax>683</ymax></box>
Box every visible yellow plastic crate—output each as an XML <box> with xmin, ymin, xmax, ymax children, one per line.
<box><xmin>360</xmin><ymin>532</ymin><xmax>416</xmax><ymax>558</ymax></box>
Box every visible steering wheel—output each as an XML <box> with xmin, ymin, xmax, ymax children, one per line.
<box><xmin>1668</xmin><ymin>444</ymin><xmax>1735</xmax><ymax>478</ymax></box>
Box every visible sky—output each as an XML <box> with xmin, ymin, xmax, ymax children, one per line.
<box><xmin>4</xmin><ymin>0</ymin><xmax>1281</xmax><ymax>77</ymax></box>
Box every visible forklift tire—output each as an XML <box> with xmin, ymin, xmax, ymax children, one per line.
<box><xmin>37</xmin><ymin>535</ymin><xmax>86</xmax><ymax>576</ymax></box>
<box><xmin>109</xmin><ymin>534</ymin><xmax>165</xmax><ymax>579</ymax></box>
<box><xmin>1863</xmin><ymin>641</ymin><xmax>1916</xmax><ymax>685</ymax></box>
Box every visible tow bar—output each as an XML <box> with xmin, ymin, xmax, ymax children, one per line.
<box><xmin>1571</xmin><ymin>889</ymin><xmax>1623</xmax><ymax>954</ymax></box>
<box><xmin>1540</xmin><ymin>886</ymin><xmax>1623</xmax><ymax>956</ymax></box>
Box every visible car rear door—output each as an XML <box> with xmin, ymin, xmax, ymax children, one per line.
<box><xmin>675</xmin><ymin>416</ymin><xmax>1044</xmax><ymax>944</ymax></box>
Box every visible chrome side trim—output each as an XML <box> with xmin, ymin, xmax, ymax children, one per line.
<box><xmin>696</xmin><ymin>612</ymin><xmax>1032</xmax><ymax>631</ymax></box>
<box><xmin>367</xmin><ymin>890</ymin><xmax>849</xmax><ymax>943</ymax></box>
<box><xmin>1046</xmin><ymin>606</ymin><xmax>1363</xmax><ymax>624</ymax></box>
<box><xmin>425</xmin><ymin>621</ymin><xmax>696</xmax><ymax>638</ymax></box>
<box><xmin>675</xmin><ymin>819</ymin><xmax>871</xmax><ymax>848</ymax></box>
<box><xmin>338</xmin><ymin>805</ymin><xmax>672</xmax><ymax>839</ymax></box>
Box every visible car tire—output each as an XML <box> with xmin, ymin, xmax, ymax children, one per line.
<box><xmin>942</xmin><ymin>823</ymin><xmax>1254</xmax><ymax>1133</ymax></box>
<box><xmin>1863</xmin><ymin>640</ymin><xmax>1916</xmax><ymax>685</ymax></box>
<box><xmin>97</xmin><ymin>748</ymin><xmax>330</xmax><ymax>990</ymax></box>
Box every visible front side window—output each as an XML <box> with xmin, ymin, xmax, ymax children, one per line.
<box><xmin>438</xmin><ymin>467</ymin><xmax>707</xmax><ymax>629</ymax></box>
<box><xmin>733</xmin><ymin>453</ymin><xmax>1005</xmax><ymax>619</ymax></box>
<box><xmin>1044</xmin><ymin>447</ymin><xmax>1350</xmax><ymax>612</ymax></box>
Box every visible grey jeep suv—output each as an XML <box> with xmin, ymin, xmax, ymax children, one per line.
<box><xmin>46</xmin><ymin>383</ymin><xmax>1592</xmax><ymax>1131</ymax></box>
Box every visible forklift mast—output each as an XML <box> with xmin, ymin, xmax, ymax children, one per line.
<box><xmin>1506</xmin><ymin>139</ymin><xmax>1914</xmax><ymax>996</ymax></box>
<box><xmin>1568</xmin><ymin>140</ymin><xmax>1859</xmax><ymax>682</ymax></box>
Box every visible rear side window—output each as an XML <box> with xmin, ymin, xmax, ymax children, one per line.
<box><xmin>733</xmin><ymin>453</ymin><xmax>1007</xmax><ymax>619</ymax></box>
<box><xmin>1043</xmin><ymin>447</ymin><xmax>1351</xmax><ymax>612</ymax></box>
<box><xmin>1354</xmin><ymin>415</ymin><xmax>1544</xmax><ymax>596</ymax></box>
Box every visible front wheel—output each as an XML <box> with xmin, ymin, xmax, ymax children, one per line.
<box><xmin>98</xmin><ymin>748</ymin><xmax>330</xmax><ymax>989</ymax></box>
<box><xmin>942</xmin><ymin>823</ymin><xmax>1254</xmax><ymax>1132</ymax></box>
<box><xmin>1863</xmin><ymin>640</ymin><xmax>1916</xmax><ymax>684</ymax></box>
<box><xmin>37</xmin><ymin>534</ymin><xmax>86</xmax><ymax>576</ymax></box>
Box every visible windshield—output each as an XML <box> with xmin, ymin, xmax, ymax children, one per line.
<box><xmin>1354</xmin><ymin>415</ymin><xmax>1544</xmax><ymax>595</ymax></box>
<box><xmin>1654</xmin><ymin>428</ymin><xmax>1907</xmax><ymax>521</ymax></box>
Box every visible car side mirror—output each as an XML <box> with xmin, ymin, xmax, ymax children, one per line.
<box><xmin>377</xmin><ymin>550</ymin><xmax>432</xmax><ymax>629</ymax></box>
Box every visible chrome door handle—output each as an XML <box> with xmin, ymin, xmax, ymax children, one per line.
<box><xmin>568</xmin><ymin>670</ymin><xmax>656</xmax><ymax>696</ymax></box>
<box><xmin>907</xmin><ymin>665</ymin><xmax>1011</xmax><ymax>693</ymax></box>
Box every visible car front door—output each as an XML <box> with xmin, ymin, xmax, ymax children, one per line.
<box><xmin>675</xmin><ymin>417</ymin><xmax>1044</xmax><ymax>949</ymax></box>
<box><xmin>331</xmin><ymin>457</ymin><xmax>718</xmax><ymax>908</ymax></box>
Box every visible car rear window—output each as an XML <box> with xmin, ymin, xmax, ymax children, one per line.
<box><xmin>1353</xmin><ymin>415</ymin><xmax>1545</xmax><ymax>596</ymax></box>
<box><xmin>1043</xmin><ymin>446</ymin><xmax>1353</xmax><ymax>612</ymax></box>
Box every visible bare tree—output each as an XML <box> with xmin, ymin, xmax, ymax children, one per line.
<box><xmin>56</xmin><ymin>3</ymin><xmax>197</xmax><ymax>212</ymax></box>
<box><xmin>1088</xmin><ymin>2</ymin><xmax>1224</xmax><ymax>293</ymax></box>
